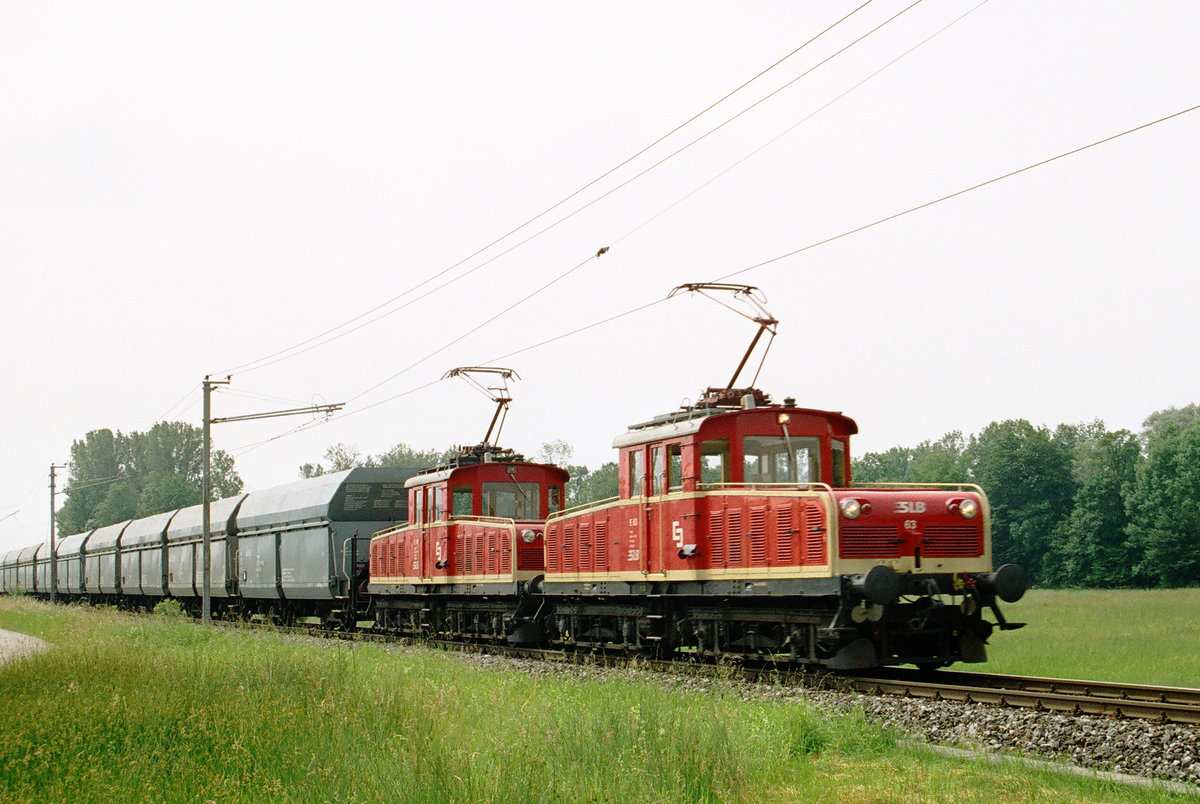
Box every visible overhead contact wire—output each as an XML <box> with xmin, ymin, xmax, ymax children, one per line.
<box><xmin>614</xmin><ymin>0</ymin><xmax>992</xmax><ymax>248</ymax></box>
<box><xmin>216</xmin><ymin>1</ymin><xmax>878</xmax><ymax>378</ymax></box>
<box><xmin>715</xmin><ymin>103</ymin><xmax>1200</xmax><ymax>282</ymax></box>
<box><xmin>290</xmin><ymin>0</ymin><xmax>926</xmax><ymax>407</ymax></box>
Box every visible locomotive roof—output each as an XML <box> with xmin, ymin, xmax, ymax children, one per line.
<box><xmin>406</xmin><ymin>455</ymin><xmax>569</xmax><ymax>488</ymax></box>
<box><xmin>614</xmin><ymin>392</ymin><xmax>858</xmax><ymax>449</ymax></box>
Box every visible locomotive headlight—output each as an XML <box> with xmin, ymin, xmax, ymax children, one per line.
<box><xmin>959</xmin><ymin>499</ymin><xmax>979</xmax><ymax>520</ymax></box>
<box><xmin>520</xmin><ymin>529</ymin><xmax>538</xmax><ymax>543</ymax></box>
<box><xmin>840</xmin><ymin>498</ymin><xmax>862</xmax><ymax>519</ymax></box>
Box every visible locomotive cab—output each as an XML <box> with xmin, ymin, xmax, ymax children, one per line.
<box><xmin>370</xmin><ymin>445</ymin><xmax>569</xmax><ymax>589</ymax></box>
<box><xmin>616</xmin><ymin>388</ymin><xmax>857</xmax><ymax>498</ymax></box>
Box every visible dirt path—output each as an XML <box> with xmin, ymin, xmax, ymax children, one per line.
<box><xmin>0</xmin><ymin>628</ymin><xmax>48</xmax><ymax>665</ymax></box>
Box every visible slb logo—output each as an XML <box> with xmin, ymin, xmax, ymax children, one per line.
<box><xmin>895</xmin><ymin>501</ymin><xmax>927</xmax><ymax>514</ymax></box>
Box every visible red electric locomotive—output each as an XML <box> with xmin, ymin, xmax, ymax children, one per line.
<box><xmin>368</xmin><ymin>368</ymin><xmax>568</xmax><ymax>642</ymax></box>
<box><xmin>536</xmin><ymin>285</ymin><xmax>1026</xmax><ymax>669</ymax></box>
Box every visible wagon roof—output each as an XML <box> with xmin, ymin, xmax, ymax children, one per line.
<box><xmin>237</xmin><ymin>467</ymin><xmax>414</xmax><ymax>532</ymax></box>
<box><xmin>166</xmin><ymin>494</ymin><xmax>248</xmax><ymax>542</ymax></box>
<box><xmin>122</xmin><ymin>510</ymin><xmax>180</xmax><ymax>546</ymax></box>
<box><xmin>56</xmin><ymin>530</ymin><xmax>95</xmax><ymax>555</ymax></box>
<box><xmin>86</xmin><ymin>520</ymin><xmax>133</xmax><ymax>551</ymax></box>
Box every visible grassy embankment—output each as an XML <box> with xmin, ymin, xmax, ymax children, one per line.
<box><xmin>1</xmin><ymin>598</ymin><xmax>1195</xmax><ymax>803</ymax></box>
<box><xmin>976</xmin><ymin>587</ymin><xmax>1200</xmax><ymax>687</ymax></box>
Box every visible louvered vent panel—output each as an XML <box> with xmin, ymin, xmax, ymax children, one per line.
<box><xmin>473</xmin><ymin>532</ymin><xmax>485</xmax><ymax>574</ymax></box>
<box><xmin>487</xmin><ymin>530</ymin><xmax>500</xmax><ymax>575</ymax></box>
<box><xmin>501</xmin><ymin>533</ymin><xmax>511</xmax><ymax>574</ymax></box>
<box><xmin>546</xmin><ymin>525</ymin><xmax>560</xmax><ymax>572</ymax></box>
<box><xmin>802</xmin><ymin>501</ymin><xmax>827</xmax><ymax>564</ymax></box>
<box><xmin>594</xmin><ymin>520</ymin><xmax>608</xmax><ymax>571</ymax></box>
<box><xmin>774</xmin><ymin>506</ymin><xmax>796</xmax><ymax>565</ymax></box>
<box><xmin>579</xmin><ymin>522</ymin><xmax>592</xmax><ymax>574</ymax></box>
<box><xmin>923</xmin><ymin>526</ymin><xmax>983</xmax><ymax>557</ymax></box>
<box><xmin>749</xmin><ymin>506</ymin><xmax>768</xmax><ymax>566</ymax></box>
<box><xmin>839</xmin><ymin>526</ymin><xmax>900</xmax><ymax>559</ymax></box>
<box><xmin>708</xmin><ymin>511</ymin><xmax>725</xmax><ymax>567</ymax></box>
<box><xmin>518</xmin><ymin>543</ymin><xmax>543</xmax><ymax>569</ymax></box>
<box><xmin>563</xmin><ymin>523</ymin><xmax>576</xmax><ymax>572</ymax></box>
<box><xmin>727</xmin><ymin>509</ymin><xmax>744</xmax><ymax>566</ymax></box>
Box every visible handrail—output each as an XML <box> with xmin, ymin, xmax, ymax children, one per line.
<box><xmin>697</xmin><ymin>481</ymin><xmax>835</xmax><ymax>494</ymax></box>
<box><xmin>369</xmin><ymin>515</ymin><xmax>518</xmax><ymax>540</ymax></box>
<box><xmin>446</xmin><ymin>515</ymin><xmax>518</xmax><ymax>528</ymax></box>
<box><xmin>848</xmin><ymin>482</ymin><xmax>986</xmax><ymax>495</ymax></box>
<box><xmin>547</xmin><ymin>496</ymin><xmax>622</xmax><ymax>522</ymax></box>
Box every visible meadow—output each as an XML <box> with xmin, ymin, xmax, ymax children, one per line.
<box><xmin>972</xmin><ymin>588</ymin><xmax>1200</xmax><ymax>687</ymax></box>
<box><xmin>0</xmin><ymin>595</ymin><xmax>1196</xmax><ymax>803</ymax></box>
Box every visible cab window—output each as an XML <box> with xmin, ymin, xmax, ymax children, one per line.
<box><xmin>651</xmin><ymin>446</ymin><xmax>664</xmax><ymax>495</ymax></box>
<box><xmin>452</xmin><ymin>486</ymin><xmax>473</xmax><ymax>516</ymax></box>
<box><xmin>667</xmin><ymin>443</ymin><xmax>683</xmax><ymax>491</ymax></box>
<box><xmin>831</xmin><ymin>440</ymin><xmax>846</xmax><ymax>487</ymax></box>
<box><xmin>482</xmin><ymin>482</ymin><xmax>541</xmax><ymax>519</ymax></box>
<box><xmin>628</xmin><ymin>450</ymin><xmax>645</xmax><ymax>498</ymax></box>
<box><xmin>700</xmin><ymin>439</ymin><xmax>729</xmax><ymax>486</ymax></box>
<box><xmin>431</xmin><ymin>487</ymin><xmax>445</xmax><ymax>521</ymax></box>
<box><xmin>743</xmin><ymin>436</ymin><xmax>821</xmax><ymax>483</ymax></box>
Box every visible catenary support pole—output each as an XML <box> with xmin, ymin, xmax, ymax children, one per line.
<box><xmin>49</xmin><ymin>463</ymin><xmax>65</xmax><ymax>604</ymax></box>
<box><xmin>201</xmin><ymin>375</ymin><xmax>228</xmax><ymax>625</ymax></box>
<box><xmin>200</xmin><ymin>375</ymin><xmax>338</xmax><ymax>625</ymax></box>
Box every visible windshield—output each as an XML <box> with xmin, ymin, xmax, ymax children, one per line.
<box><xmin>743</xmin><ymin>436</ymin><xmax>820</xmax><ymax>483</ymax></box>
<box><xmin>481</xmin><ymin>482</ymin><xmax>541</xmax><ymax>519</ymax></box>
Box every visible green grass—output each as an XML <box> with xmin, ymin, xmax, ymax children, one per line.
<box><xmin>0</xmin><ymin>598</ymin><xmax>1196</xmax><ymax>803</ymax></box>
<box><xmin>978</xmin><ymin>588</ymin><xmax>1200</xmax><ymax>687</ymax></box>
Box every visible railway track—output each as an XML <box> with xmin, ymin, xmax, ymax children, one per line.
<box><xmin>223</xmin><ymin>618</ymin><xmax>1200</xmax><ymax>726</ymax></box>
<box><xmin>841</xmin><ymin>669</ymin><xmax>1200</xmax><ymax>726</ymax></box>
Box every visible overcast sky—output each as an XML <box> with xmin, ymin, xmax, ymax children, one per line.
<box><xmin>2</xmin><ymin>1</ymin><xmax>1197</xmax><ymax>553</ymax></box>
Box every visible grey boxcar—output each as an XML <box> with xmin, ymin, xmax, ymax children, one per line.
<box><xmin>16</xmin><ymin>544</ymin><xmax>39</xmax><ymax>592</ymax></box>
<box><xmin>1</xmin><ymin>549</ymin><xmax>19</xmax><ymax>593</ymax></box>
<box><xmin>86</xmin><ymin>521</ymin><xmax>133</xmax><ymax>596</ymax></box>
<box><xmin>56</xmin><ymin>531</ymin><xmax>95</xmax><ymax>595</ymax></box>
<box><xmin>34</xmin><ymin>542</ymin><xmax>54</xmax><ymax>593</ymax></box>
<box><xmin>235</xmin><ymin>468</ymin><xmax>411</xmax><ymax>604</ymax></box>
<box><xmin>121</xmin><ymin>510</ymin><xmax>178</xmax><ymax>597</ymax></box>
<box><xmin>165</xmin><ymin>494</ymin><xmax>247</xmax><ymax>599</ymax></box>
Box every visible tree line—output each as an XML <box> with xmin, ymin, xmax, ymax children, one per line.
<box><xmin>57</xmin><ymin>402</ymin><xmax>1199</xmax><ymax>590</ymax></box>
<box><xmin>852</xmin><ymin>404</ymin><xmax>1200</xmax><ymax>589</ymax></box>
<box><xmin>57</xmin><ymin>422</ymin><xmax>243</xmax><ymax>535</ymax></box>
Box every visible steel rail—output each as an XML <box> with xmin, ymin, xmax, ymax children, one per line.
<box><xmin>843</xmin><ymin>669</ymin><xmax>1200</xmax><ymax>726</ymax></box>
